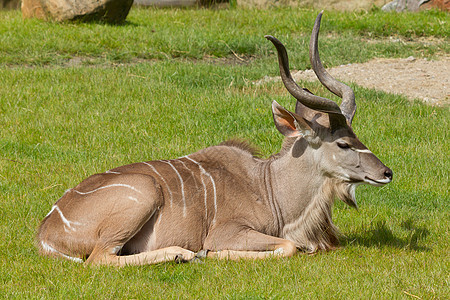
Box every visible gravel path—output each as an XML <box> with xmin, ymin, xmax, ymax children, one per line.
<box><xmin>255</xmin><ymin>56</ymin><xmax>449</xmax><ymax>106</ymax></box>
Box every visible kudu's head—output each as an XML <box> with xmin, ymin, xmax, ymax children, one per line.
<box><xmin>266</xmin><ymin>12</ymin><xmax>392</xmax><ymax>207</ymax></box>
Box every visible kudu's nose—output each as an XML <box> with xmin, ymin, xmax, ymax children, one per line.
<box><xmin>384</xmin><ymin>168</ymin><xmax>393</xmax><ymax>180</ymax></box>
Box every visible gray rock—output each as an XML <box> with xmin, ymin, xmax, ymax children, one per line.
<box><xmin>22</xmin><ymin>0</ymin><xmax>133</xmax><ymax>23</ymax></box>
<box><xmin>1</xmin><ymin>0</ymin><xmax>21</xmax><ymax>9</ymax></box>
<box><xmin>382</xmin><ymin>0</ymin><xmax>430</xmax><ymax>11</ymax></box>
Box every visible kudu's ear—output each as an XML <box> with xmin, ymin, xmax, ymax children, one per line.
<box><xmin>272</xmin><ymin>101</ymin><xmax>315</xmax><ymax>139</ymax></box>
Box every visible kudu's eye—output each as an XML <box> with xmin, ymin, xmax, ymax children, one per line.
<box><xmin>337</xmin><ymin>141</ymin><xmax>350</xmax><ymax>149</ymax></box>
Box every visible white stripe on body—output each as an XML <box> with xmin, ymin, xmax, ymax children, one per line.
<box><xmin>176</xmin><ymin>159</ymin><xmax>199</xmax><ymax>189</ymax></box>
<box><xmin>41</xmin><ymin>241</ymin><xmax>83</xmax><ymax>263</ymax></box>
<box><xmin>184</xmin><ymin>155</ymin><xmax>217</xmax><ymax>224</ymax></box>
<box><xmin>128</xmin><ymin>196</ymin><xmax>140</xmax><ymax>203</ymax></box>
<box><xmin>156</xmin><ymin>211</ymin><xmax>164</xmax><ymax>227</ymax></box>
<box><xmin>46</xmin><ymin>189</ymin><xmax>72</xmax><ymax>219</ymax></box>
<box><xmin>179</xmin><ymin>157</ymin><xmax>208</xmax><ymax>220</ymax></box>
<box><xmin>48</xmin><ymin>205</ymin><xmax>83</xmax><ymax>232</ymax></box>
<box><xmin>142</xmin><ymin>162</ymin><xmax>174</xmax><ymax>208</ymax></box>
<box><xmin>73</xmin><ymin>184</ymin><xmax>142</xmax><ymax>195</ymax></box>
<box><xmin>161</xmin><ymin>160</ymin><xmax>187</xmax><ymax>217</ymax></box>
<box><xmin>105</xmin><ymin>170</ymin><xmax>121</xmax><ymax>174</ymax></box>
<box><xmin>45</xmin><ymin>205</ymin><xmax>57</xmax><ymax>218</ymax></box>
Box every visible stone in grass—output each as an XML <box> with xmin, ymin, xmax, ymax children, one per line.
<box><xmin>381</xmin><ymin>0</ymin><xmax>441</xmax><ymax>12</ymax></box>
<box><xmin>1</xmin><ymin>0</ymin><xmax>21</xmax><ymax>9</ymax></box>
<box><xmin>22</xmin><ymin>0</ymin><xmax>134</xmax><ymax>24</ymax></box>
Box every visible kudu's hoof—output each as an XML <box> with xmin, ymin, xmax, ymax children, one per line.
<box><xmin>188</xmin><ymin>256</ymin><xmax>203</xmax><ymax>264</ymax></box>
<box><xmin>195</xmin><ymin>249</ymin><xmax>209</xmax><ymax>259</ymax></box>
<box><xmin>174</xmin><ymin>254</ymin><xmax>188</xmax><ymax>264</ymax></box>
<box><xmin>188</xmin><ymin>249</ymin><xmax>209</xmax><ymax>264</ymax></box>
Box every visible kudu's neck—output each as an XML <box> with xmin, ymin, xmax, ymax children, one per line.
<box><xmin>270</xmin><ymin>138</ymin><xmax>325</xmax><ymax>224</ymax></box>
<box><xmin>267</xmin><ymin>138</ymin><xmax>339</xmax><ymax>251</ymax></box>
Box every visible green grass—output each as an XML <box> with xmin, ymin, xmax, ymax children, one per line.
<box><xmin>0</xmin><ymin>6</ymin><xmax>449</xmax><ymax>299</ymax></box>
<box><xmin>0</xmin><ymin>7</ymin><xmax>448</xmax><ymax>65</ymax></box>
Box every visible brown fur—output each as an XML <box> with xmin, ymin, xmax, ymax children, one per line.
<box><xmin>220</xmin><ymin>139</ymin><xmax>261</xmax><ymax>158</ymax></box>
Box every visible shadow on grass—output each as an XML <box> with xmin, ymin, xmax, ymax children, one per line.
<box><xmin>64</xmin><ymin>17</ymin><xmax>140</xmax><ymax>27</ymax></box>
<box><xmin>342</xmin><ymin>218</ymin><xmax>431</xmax><ymax>252</ymax></box>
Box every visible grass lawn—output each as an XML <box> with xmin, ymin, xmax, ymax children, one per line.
<box><xmin>0</xmin><ymin>6</ymin><xmax>448</xmax><ymax>299</ymax></box>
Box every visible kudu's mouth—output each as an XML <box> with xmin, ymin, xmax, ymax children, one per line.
<box><xmin>364</xmin><ymin>177</ymin><xmax>392</xmax><ymax>186</ymax></box>
<box><xmin>364</xmin><ymin>167</ymin><xmax>393</xmax><ymax>186</ymax></box>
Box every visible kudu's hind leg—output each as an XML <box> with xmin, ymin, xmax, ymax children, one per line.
<box><xmin>86</xmin><ymin>245</ymin><xmax>195</xmax><ymax>266</ymax></box>
<box><xmin>83</xmin><ymin>174</ymin><xmax>194</xmax><ymax>266</ymax></box>
<box><xmin>205</xmin><ymin>228</ymin><xmax>297</xmax><ymax>260</ymax></box>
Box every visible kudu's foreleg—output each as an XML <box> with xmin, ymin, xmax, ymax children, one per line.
<box><xmin>205</xmin><ymin>228</ymin><xmax>297</xmax><ymax>260</ymax></box>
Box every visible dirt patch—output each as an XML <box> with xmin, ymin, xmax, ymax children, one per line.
<box><xmin>255</xmin><ymin>56</ymin><xmax>449</xmax><ymax>106</ymax></box>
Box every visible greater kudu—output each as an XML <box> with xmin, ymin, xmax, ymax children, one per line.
<box><xmin>37</xmin><ymin>12</ymin><xmax>393</xmax><ymax>266</ymax></box>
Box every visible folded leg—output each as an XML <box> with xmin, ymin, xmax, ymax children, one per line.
<box><xmin>204</xmin><ymin>226</ymin><xmax>297</xmax><ymax>260</ymax></box>
<box><xmin>86</xmin><ymin>245</ymin><xmax>195</xmax><ymax>266</ymax></box>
